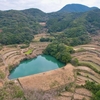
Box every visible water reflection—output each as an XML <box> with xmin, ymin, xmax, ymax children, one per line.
<box><xmin>41</xmin><ymin>55</ymin><xmax>64</xmax><ymax>67</ymax></box>
<box><xmin>9</xmin><ymin>55</ymin><xmax>65</xmax><ymax>79</ymax></box>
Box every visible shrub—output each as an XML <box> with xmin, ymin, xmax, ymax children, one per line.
<box><xmin>76</xmin><ymin>48</ymin><xmax>86</xmax><ymax>52</ymax></box>
<box><xmin>84</xmin><ymin>81</ymin><xmax>100</xmax><ymax>100</ymax></box>
<box><xmin>0</xmin><ymin>70</ymin><xmax>5</xmax><ymax>79</ymax></box>
<box><xmin>77</xmin><ymin>72</ymin><xmax>81</xmax><ymax>75</ymax></box>
<box><xmin>8</xmin><ymin>65</ymin><xmax>14</xmax><ymax>72</ymax></box>
<box><xmin>43</xmin><ymin>43</ymin><xmax>73</xmax><ymax>64</ymax></box>
<box><xmin>71</xmin><ymin>58</ymin><xmax>79</xmax><ymax>66</ymax></box>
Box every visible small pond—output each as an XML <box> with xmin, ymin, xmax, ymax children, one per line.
<box><xmin>9</xmin><ymin>55</ymin><xmax>65</xmax><ymax>79</ymax></box>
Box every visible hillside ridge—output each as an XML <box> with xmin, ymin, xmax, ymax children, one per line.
<box><xmin>58</xmin><ymin>3</ymin><xmax>98</xmax><ymax>12</ymax></box>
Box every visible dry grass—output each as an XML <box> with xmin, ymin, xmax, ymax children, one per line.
<box><xmin>76</xmin><ymin>75</ymin><xmax>93</xmax><ymax>85</ymax></box>
<box><xmin>0</xmin><ymin>81</ymin><xmax>3</xmax><ymax>88</ymax></box>
<box><xmin>55</xmin><ymin>96</ymin><xmax>72</xmax><ymax>100</ymax></box>
<box><xmin>80</xmin><ymin>72</ymin><xmax>100</xmax><ymax>83</ymax></box>
<box><xmin>0</xmin><ymin>43</ymin><xmax>99</xmax><ymax>100</ymax></box>
<box><xmin>75</xmin><ymin>66</ymin><xmax>100</xmax><ymax>79</ymax></box>
<box><xmin>74</xmin><ymin>93</ymin><xmax>90</xmax><ymax>100</ymax></box>
<box><xmin>75</xmin><ymin>88</ymin><xmax>92</xmax><ymax>97</ymax></box>
<box><xmin>18</xmin><ymin>64</ymin><xmax>74</xmax><ymax>91</ymax></box>
<box><xmin>79</xmin><ymin>61</ymin><xmax>100</xmax><ymax>71</ymax></box>
<box><xmin>60</xmin><ymin>92</ymin><xmax>73</xmax><ymax>97</ymax></box>
<box><xmin>33</xmin><ymin>33</ymin><xmax>51</xmax><ymax>42</ymax></box>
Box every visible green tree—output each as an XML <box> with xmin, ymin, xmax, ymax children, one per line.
<box><xmin>43</xmin><ymin>43</ymin><xmax>73</xmax><ymax>64</ymax></box>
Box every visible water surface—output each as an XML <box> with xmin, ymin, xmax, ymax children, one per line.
<box><xmin>9</xmin><ymin>55</ymin><xmax>65</xmax><ymax>79</ymax></box>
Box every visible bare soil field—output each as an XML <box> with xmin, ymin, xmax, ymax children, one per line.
<box><xmin>0</xmin><ymin>81</ymin><xmax>3</xmax><ymax>88</ymax></box>
<box><xmin>74</xmin><ymin>93</ymin><xmax>90</xmax><ymax>100</ymax></box>
<box><xmin>18</xmin><ymin>64</ymin><xmax>75</xmax><ymax>91</ymax></box>
<box><xmin>19</xmin><ymin>64</ymin><xmax>92</xmax><ymax>100</ymax></box>
<box><xmin>75</xmin><ymin>88</ymin><xmax>92</xmax><ymax>96</ymax></box>
<box><xmin>33</xmin><ymin>33</ymin><xmax>52</xmax><ymax>42</ymax></box>
<box><xmin>55</xmin><ymin>96</ymin><xmax>72</xmax><ymax>100</ymax></box>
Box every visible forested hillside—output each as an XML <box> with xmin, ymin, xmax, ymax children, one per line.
<box><xmin>46</xmin><ymin>9</ymin><xmax>100</xmax><ymax>45</ymax></box>
<box><xmin>0</xmin><ymin>10</ymin><xmax>44</xmax><ymax>44</ymax></box>
<box><xmin>0</xmin><ymin>4</ymin><xmax>99</xmax><ymax>45</ymax></box>
<box><xmin>47</xmin><ymin>9</ymin><xmax>100</xmax><ymax>34</ymax></box>
<box><xmin>22</xmin><ymin>8</ymin><xmax>48</xmax><ymax>22</ymax></box>
<box><xmin>58</xmin><ymin>4</ymin><xmax>98</xmax><ymax>12</ymax></box>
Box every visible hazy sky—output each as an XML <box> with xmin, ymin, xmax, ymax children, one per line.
<box><xmin>0</xmin><ymin>0</ymin><xmax>100</xmax><ymax>12</ymax></box>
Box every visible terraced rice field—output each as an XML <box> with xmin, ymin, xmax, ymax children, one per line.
<box><xmin>0</xmin><ymin>43</ymin><xmax>49</xmax><ymax>67</ymax></box>
<box><xmin>73</xmin><ymin>45</ymin><xmax>100</xmax><ymax>70</ymax></box>
<box><xmin>70</xmin><ymin>44</ymin><xmax>100</xmax><ymax>99</ymax></box>
<box><xmin>0</xmin><ymin>43</ymin><xmax>100</xmax><ymax>100</ymax></box>
<box><xmin>0</xmin><ymin>47</ymin><xmax>23</xmax><ymax>66</ymax></box>
<box><xmin>51</xmin><ymin>44</ymin><xmax>100</xmax><ymax>100</ymax></box>
<box><xmin>80</xmin><ymin>61</ymin><xmax>100</xmax><ymax>71</ymax></box>
<box><xmin>0</xmin><ymin>57</ymin><xmax>4</xmax><ymax>67</ymax></box>
<box><xmin>13</xmin><ymin>44</ymin><xmax>99</xmax><ymax>100</ymax></box>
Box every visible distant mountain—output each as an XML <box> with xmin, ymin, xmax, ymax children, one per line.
<box><xmin>22</xmin><ymin>8</ymin><xmax>47</xmax><ymax>21</ymax></box>
<box><xmin>59</xmin><ymin>4</ymin><xmax>98</xmax><ymax>12</ymax></box>
<box><xmin>22</xmin><ymin>8</ymin><xmax>45</xmax><ymax>16</ymax></box>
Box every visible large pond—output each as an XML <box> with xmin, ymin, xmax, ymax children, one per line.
<box><xmin>9</xmin><ymin>55</ymin><xmax>65</xmax><ymax>79</ymax></box>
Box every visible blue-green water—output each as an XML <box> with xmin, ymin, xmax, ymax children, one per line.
<box><xmin>9</xmin><ymin>55</ymin><xmax>65</xmax><ymax>79</ymax></box>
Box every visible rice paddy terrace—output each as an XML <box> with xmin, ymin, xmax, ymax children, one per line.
<box><xmin>0</xmin><ymin>42</ymin><xmax>49</xmax><ymax>67</ymax></box>
<box><xmin>0</xmin><ymin>43</ymin><xmax>100</xmax><ymax>100</ymax></box>
<box><xmin>73</xmin><ymin>44</ymin><xmax>100</xmax><ymax>84</ymax></box>
<box><xmin>17</xmin><ymin>44</ymin><xmax>100</xmax><ymax>100</ymax></box>
<box><xmin>0</xmin><ymin>42</ymin><xmax>49</xmax><ymax>84</ymax></box>
<box><xmin>55</xmin><ymin>44</ymin><xmax>100</xmax><ymax>100</ymax></box>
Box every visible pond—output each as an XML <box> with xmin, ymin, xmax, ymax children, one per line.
<box><xmin>9</xmin><ymin>55</ymin><xmax>65</xmax><ymax>79</ymax></box>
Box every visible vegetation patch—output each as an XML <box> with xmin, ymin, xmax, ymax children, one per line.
<box><xmin>19</xmin><ymin>44</ymin><xmax>29</xmax><ymax>49</ymax></box>
<box><xmin>0</xmin><ymin>70</ymin><xmax>5</xmax><ymax>79</ymax></box>
<box><xmin>0</xmin><ymin>81</ymin><xmax>25</xmax><ymax>100</ymax></box>
<box><xmin>71</xmin><ymin>58</ymin><xmax>79</xmax><ymax>66</ymax></box>
<box><xmin>43</xmin><ymin>43</ymin><xmax>75</xmax><ymax>63</ymax></box>
<box><xmin>50</xmin><ymin>80</ymin><xmax>60</xmax><ymax>88</ymax></box>
<box><xmin>40</xmin><ymin>37</ymin><xmax>53</xmax><ymax>42</ymax></box>
<box><xmin>25</xmin><ymin>49</ymin><xmax>33</xmax><ymax>55</ymax></box>
<box><xmin>8</xmin><ymin>65</ymin><xmax>14</xmax><ymax>72</ymax></box>
<box><xmin>65</xmin><ymin>82</ymin><xmax>75</xmax><ymax>92</ymax></box>
<box><xmin>75</xmin><ymin>47</ymin><xmax>86</xmax><ymax>52</ymax></box>
<box><xmin>84</xmin><ymin>81</ymin><xmax>100</xmax><ymax>100</ymax></box>
<box><xmin>78</xmin><ymin>61</ymin><xmax>100</xmax><ymax>74</ymax></box>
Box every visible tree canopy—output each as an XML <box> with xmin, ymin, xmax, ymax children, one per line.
<box><xmin>43</xmin><ymin>43</ymin><xmax>74</xmax><ymax>63</ymax></box>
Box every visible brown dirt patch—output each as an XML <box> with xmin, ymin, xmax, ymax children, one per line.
<box><xmin>75</xmin><ymin>88</ymin><xmax>92</xmax><ymax>97</ymax></box>
<box><xmin>75</xmin><ymin>66</ymin><xmax>100</xmax><ymax>78</ymax></box>
<box><xmin>74</xmin><ymin>93</ymin><xmax>90</xmax><ymax>100</ymax></box>
<box><xmin>18</xmin><ymin>64</ymin><xmax>75</xmax><ymax>91</ymax></box>
<box><xmin>55</xmin><ymin>96</ymin><xmax>72</xmax><ymax>100</ymax></box>
<box><xmin>0</xmin><ymin>29</ymin><xmax>2</xmax><ymax>33</ymax></box>
<box><xmin>0</xmin><ymin>81</ymin><xmax>3</xmax><ymax>88</ymax></box>
<box><xmin>60</xmin><ymin>91</ymin><xmax>73</xmax><ymax>97</ymax></box>
<box><xmin>76</xmin><ymin>75</ymin><xmax>93</xmax><ymax>85</ymax></box>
